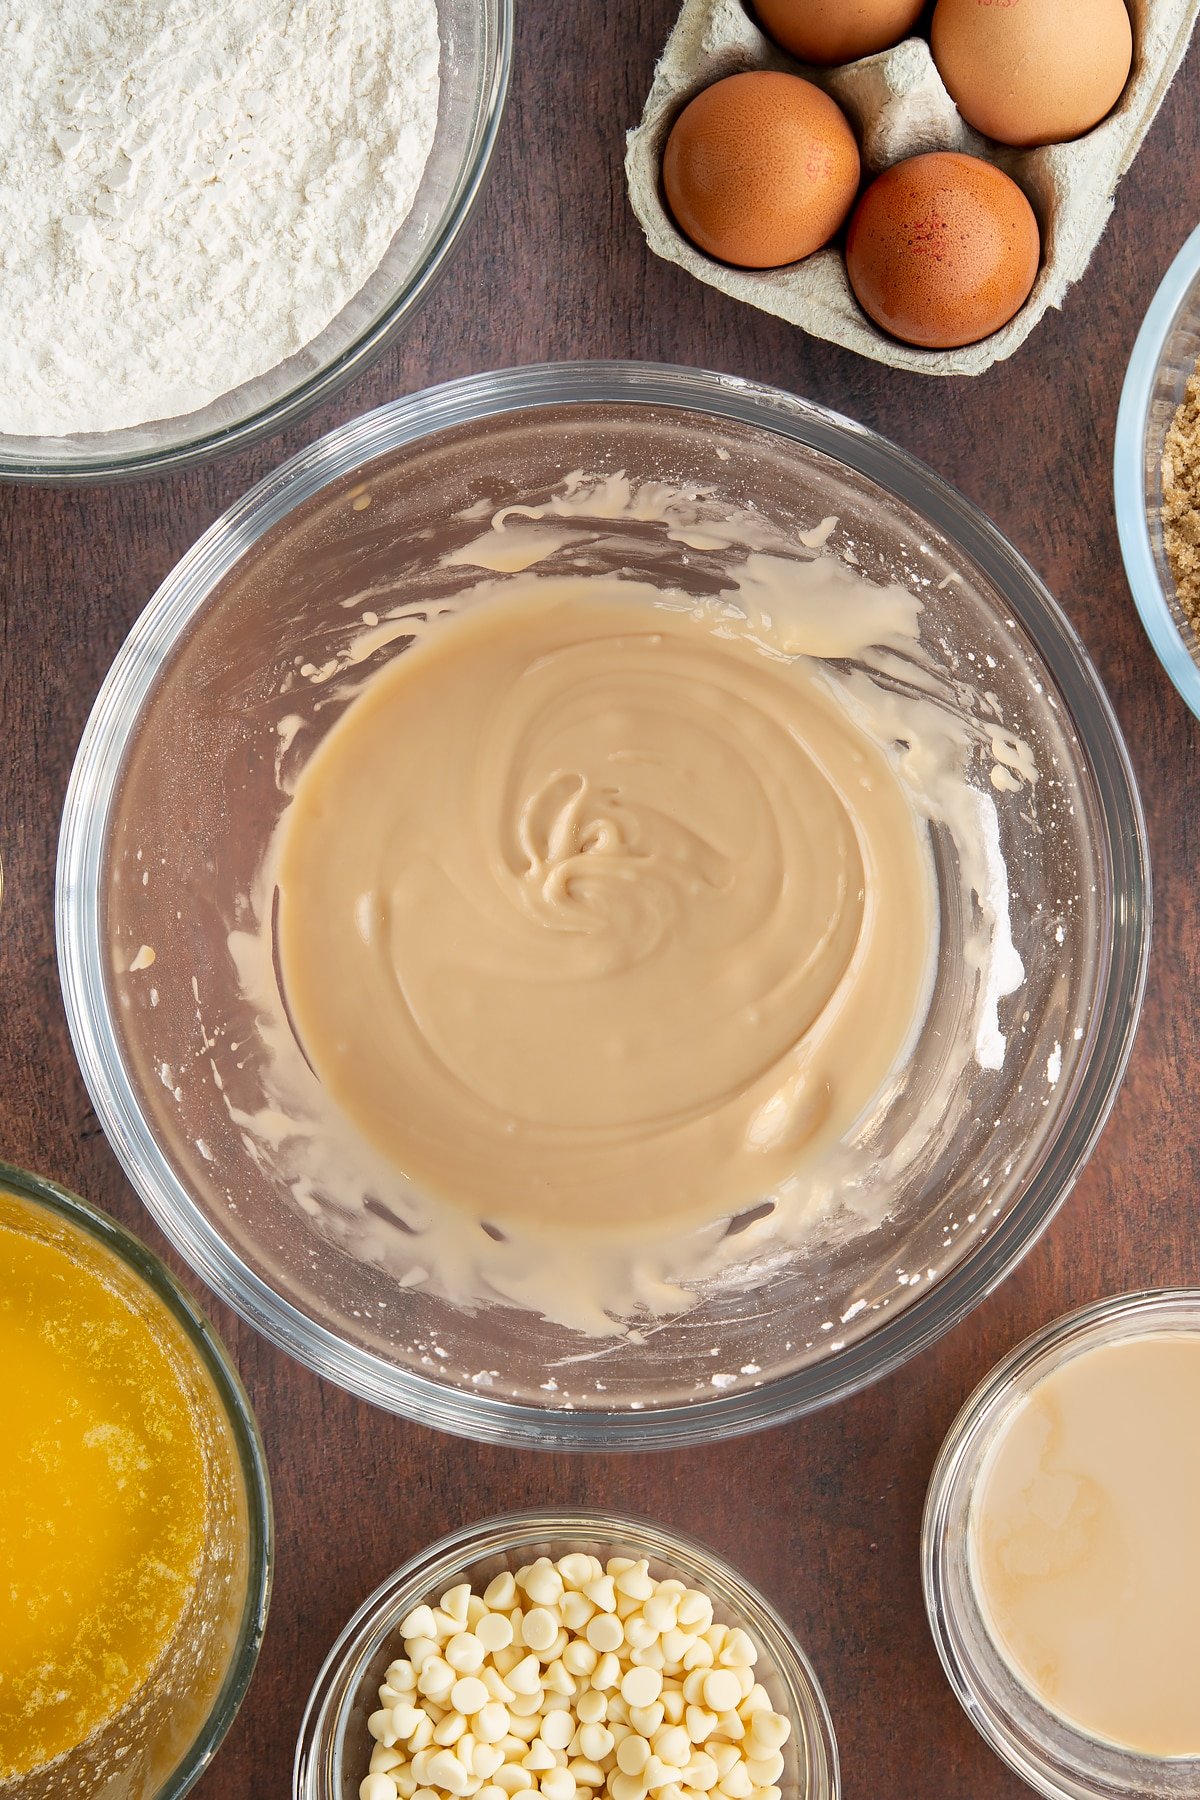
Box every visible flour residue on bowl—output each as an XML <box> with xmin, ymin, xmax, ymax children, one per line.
<box><xmin>218</xmin><ymin>473</ymin><xmax>1033</xmax><ymax>1336</ymax></box>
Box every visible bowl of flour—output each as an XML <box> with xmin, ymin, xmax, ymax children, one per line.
<box><xmin>0</xmin><ymin>0</ymin><xmax>510</xmax><ymax>479</ymax></box>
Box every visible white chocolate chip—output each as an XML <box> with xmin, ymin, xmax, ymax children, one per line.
<box><xmin>451</xmin><ymin>1678</ymin><xmax>489</xmax><ymax>1716</ymax></box>
<box><xmin>495</xmin><ymin>1769</ymin><xmax>532</xmax><ymax>1795</ymax></box>
<box><xmin>543</xmin><ymin>1659</ymin><xmax>576</xmax><ymax>1697</ymax></box>
<box><xmin>562</xmin><ymin>1640</ymin><xmax>598</xmax><ymax>1678</ymax></box>
<box><xmin>447</xmin><ymin>1635</ymin><xmax>486</xmax><ymax>1674</ymax></box>
<box><xmin>701</xmin><ymin>1672</ymin><xmax>742</xmax><ymax>1714</ymax></box>
<box><xmin>475</xmin><ymin>1704</ymin><xmax>511</xmax><ymax>1744</ymax></box>
<box><xmin>583</xmin><ymin>1574</ymin><xmax>617</xmax><ymax>1613</ymax></box>
<box><xmin>660</xmin><ymin>1690</ymin><xmax>684</xmax><ymax>1727</ymax></box>
<box><xmin>686</xmin><ymin>1752</ymin><xmax>720</xmax><ymax>1791</ymax></box>
<box><xmin>685</xmin><ymin>1707</ymin><xmax>717</xmax><ymax>1745</ymax></box>
<box><xmin>409</xmin><ymin>1715</ymin><xmax>436</xmax><ymax>1752</ymax></box>
<box><xmin>477</xmin><ymin>1614</ymin><xmax>515</xmax><ymax>1654</ymax></box>
<box><xmin>577</xmin><ymin>1723</ymin><xmax>614</xmax><ymax>1762</ymax></box>
<box><xmin>372</xmin><ymin>1746</ymin><xmax>406</xmax><ymax>1774</ymax></box>
<box><xmin>426</xmin><ymin>1752</ymin><xmax>472</xmax><ymax>1796</ymax></box>
<box><xmin>718</xmin><ymin>1631</ymin><xmax>755</xmax><ymax>1669</ymax></box>
<box><xmin>585</xmin><ymin>1615</ymin><xmax>624</xmax><ymax>1654</ymax></box>
<box><xmin>362</xmin><ymin>1775</ymin><xmax>399</xmax><ymax>1800</ymax></box>
<box><xmin>507</xmin><ymin>1655</ymin><xmax>542</xmax><ymax>1696</ymax></box>
<box><xmin>420</xmin><ymin>1659</ymin><xmax>456</xmax><ymax>1703</ymax></box>
<box><xmin>717</xmin><ymin>1765</ymin><xmax>752</xmax><ymax>1798</ymax></box>
<box><xmin>677</xmin><ymin>1593</ymin><xmax>713</xmax><ymax>1631</ymax></box>
<box><xmin>746</xmin><ymin>1711</ymin><xmax>789</xmax><ymax>1751</ymax></box>
<box><xmin>524</xmin><ymin>1562</ymin><xmax>565</xmax><ymax>1606</ymax></box>
<box><xmin>614</xmin><ymin>1564</ymin><xmax>655</xmax><ymax>1602</ymax></box>
<box><xmin>485</xmin><ymin>1573</ymin><xmax>518</xmax><ymax>1611</ymax></box>
<box><xmin>556</xmin><ymin>1554</ymin><xmax>595</xmax><ymax>1590</ymax></box>
<box><xmin>744</xmin><ymin>1753</ymin><xmax>784</xmax><ymax>1786</ymax></box>
<box><xmin>621</xmin><ymin>1668</ymin><xmax>663</xmax><ymax>1709</ymax></box>
<box><xmin>651</xmin><ymin>1726</ymin><xmax>689</xmax><ymax>1767</ymax></box>
<box><xmin>522</xmin><ymin>1610</ymin><xmax>560</xmax><ymax>1653</ymax></box>
<box><xmin>643</xmin><ymin>1594</ymin><xmax>678</xmax><ymax>1634</ymax></box>
<box><xmin>569</xmin><ymin>1758</ymin><xmax>605</xmax><ymax>1787</ymax></box>
<box><xmin>443</xmin><ymin>1586</ymin><xmax>473</xmax><ymax>1626</ymax></box>
<box><xmin>627</xmin><ymin>1704</ymin><xmax>665</xmax><ymax>1739</ymax></box>
<box><xmin>402</xmin><ymin>1606</ymin><xmax>438</xmax><ymax>1642</ymax></box>
<box><xmin>539</xmin><ymin>1712</ymin><xmax>575</xmax><ymax>1752</ymax></box>
<box><xmin>616</xmin><ymin>1735</ymin><xmax>652</xmax><ymax>1776</ymax></box>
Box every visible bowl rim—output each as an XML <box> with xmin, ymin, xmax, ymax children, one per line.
<box><xmin>0</xmin><ymin>1156</ymin><xmax>274</xmax><ymax>1800</ymax></box>
<box><xmin>921</xmin><ymin>1288</ymin><xmax>1200</xmax><ymax>1799</ymax></box>
<box><xmin>291</xmin><ymin>1505</ymin><xmax>840</xmax><ymax>1800</ymax></box>
<box><xmin>56</xmin><ymin>359</ymin><xmax>1152</xmax><ymax>1449</ymax></box>
<box><xmin>0</xmin><ymin>0</ymin><xmax>513</xmax><ymax>484</ymax></box>
<box><xmin>1114</xmin><ymin>218</ymin><xmax>1200</xmax><ymax>722</ymax></box>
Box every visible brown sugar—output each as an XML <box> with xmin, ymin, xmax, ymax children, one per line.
<box><xmin>1162</xmin><ymin>372</ymin><xmax>1200</xmax><ymax>637</ymax></box>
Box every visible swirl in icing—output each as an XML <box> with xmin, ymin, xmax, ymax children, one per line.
<box><xmin>272</xmin><ymin>580</ymin><xmax>936</xmax><ymax>1237</ymax></box>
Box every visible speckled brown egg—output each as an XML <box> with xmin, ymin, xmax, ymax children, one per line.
<box><xmin>662</xmin><ymin>71</ymin><xmax>861</xmax><ymax>269</ymax></box>
<box><xmin>931</xmin><ymin>0</ymin><xmax>1133</xmax><ymax>148</ymax></box>
<box><xmin>845</xmin><ymin>151</ymin><xmax>1040</xmax><ymax>349</ymax></box>
<box><xmin>754</xmin><ymin>0</ymin><xmax>926</xmax><ymax>67</ymax></box>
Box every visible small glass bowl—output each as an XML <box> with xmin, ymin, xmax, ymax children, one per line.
<box><xmin>1114</xmin><ymin>220</ymin><xmax>1200</xmax><ymax>720</ymax></box>
<box><xmin>0</xmin><ymin>0</ymin><xmax>510</xmax><ymax>482</ymax></box>
<box><xmin>293</xmin><ymin>1509</ymin><xmax>840</xmax><ymax>1800</ymax></box>
<box><xmin>0</xmin><ymin>1158</ymin><xmax>273</xmax><ymax>1800</ymax></box>
<box><xmin>922</xmin><ymin>1290</ymin><xmax>1200</xmax><ymax>1800</ymax></box>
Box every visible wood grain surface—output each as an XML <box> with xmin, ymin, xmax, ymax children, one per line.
<box><xmin>3</xmin><ymin>6</ymin><xmax>1199</xmax><ymax>1797</ymax></box>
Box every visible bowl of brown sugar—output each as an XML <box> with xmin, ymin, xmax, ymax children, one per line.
<box><xmin>1115</xmin><ymin>219</ymin><xmax>1200</xmax><ymax>718</ymax></box>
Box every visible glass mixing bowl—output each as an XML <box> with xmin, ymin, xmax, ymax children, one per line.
<box><xmin>57</xmin><ymin>361</ymin><xmax>1150</xmax><ymax>1447</ymax></box>
<box><xmin>1114</xmin><ymin>220</ymin><xmax>1200</xmax><ymax>720</ymax></box>
<box><xmin>293</xmin><ymin>1509</ymin><xmax>839</xmax><ymax>1800</ymax></box>
<box><xmin>0</xmin><ymin>1159</ymin><xmax>273</xmax><ymax>1800</ymax></box>
<box><xmin>0</xmin><ymin>0</ymin><xmax>510</xmax><ymax>483</ymax></box>
<box><xmin>923</xmin><ymin>1292</ymin><xmax>1200</xmax><ymax>1800</ymax></box>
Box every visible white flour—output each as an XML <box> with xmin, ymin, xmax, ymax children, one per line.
<box><xmin>0</xmin><ymin>0</ymin><xmax>439</xmax><ymax>437</ymax></box>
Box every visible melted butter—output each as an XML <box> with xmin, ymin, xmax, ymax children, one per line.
<box><xmin>0</xmin><ymin>1192</ymin><xmax>208</xmax><ymax>1779</ymax></box>
<box><xmin>273</xmin><ymin>583</ymin><xmax>936</xmax><ymax>1235</ymax></box>
<box><xmin>971</xmin><ymin>1333</ymin><xmax>1200</xmax><ymax>1758</ymax></box>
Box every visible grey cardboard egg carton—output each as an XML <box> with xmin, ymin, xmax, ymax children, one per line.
<box><xmin>625</xmin><ymin>0</ymin><xmax>1198</xmax><ymax>375</ymax></box>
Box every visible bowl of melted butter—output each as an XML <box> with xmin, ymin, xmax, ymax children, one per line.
<box><xmin>0</xmin><ymin>1160</ymin><xmax>271</xmax><ymax>1797</ymax></box>
<box><xmin>57</xmin><ymin>362</ymin><xmax>1149</xmax><ymax>1446</ymax></box>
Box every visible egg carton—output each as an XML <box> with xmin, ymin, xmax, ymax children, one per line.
<box><xmin>625</xmin><ymin>0</ymin><xmax>1198</xmax><ymax>375</ymax></box>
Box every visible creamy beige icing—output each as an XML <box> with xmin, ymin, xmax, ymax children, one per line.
<box><xmin>272</xmin><ymin>584</ymin><xmax>936</xmax><ymax>1238</ymax></box>
<box><xmin>971</xmin><ymin>1333</ymin><xmax>1200</xmax><ymax>1758</ymax></box>
<box><xmin>221</xmin><ymin>473</ymin><xmax>1033</xmax><ymax>1335</ymax></box>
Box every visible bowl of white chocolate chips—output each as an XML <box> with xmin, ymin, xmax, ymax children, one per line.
<box><xmin>292</xmin><ymin>1511</ymin><xmax>839</xmax><ymax>1800</ymax></box>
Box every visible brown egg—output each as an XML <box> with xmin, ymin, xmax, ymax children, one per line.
<box><xmin>754</xmin><ymin>0</ymin><xmax>926</xmax><ymax>67</ymax></box>
<box><xmin>931</xmin><ymin>0</ymin><xmax>1133</xmax><ymax>148</ymax></box>
<box><xmin>845</xmin><ymin>152</ymin><xmax>1040</xmax><ymax>349</ymax></box>
<box><xmin>662</xmin><ymin>72</ymin><xmax>861</xmax><ymax>269</ymax></box>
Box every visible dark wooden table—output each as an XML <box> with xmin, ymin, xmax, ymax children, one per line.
<box><xmin>3</xmin><ymin>7</ymin><xmax>1199</xmax><ymax>1796</ymax></box>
